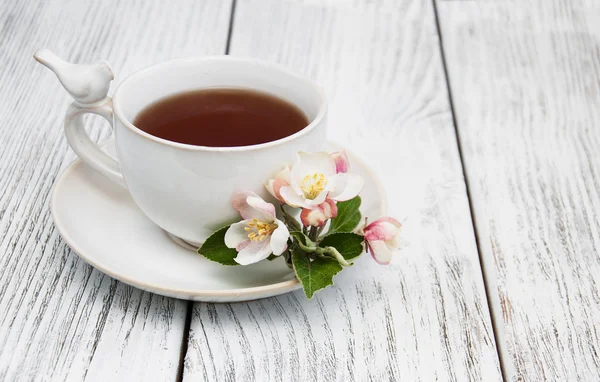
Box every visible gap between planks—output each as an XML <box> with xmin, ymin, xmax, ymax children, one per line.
<box><xmin>430</xmin><ymin>0</ymin><xmax>507</xmax><ymax>380</ymax></box>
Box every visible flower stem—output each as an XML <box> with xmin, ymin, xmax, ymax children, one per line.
<box><xmin>283</xmin><ymin>249</ymin><xmax>293</xmax><ymax>269</ymax></box>
<box><xmin>321</xmin><ymin>247</ymin><xmax>351</xmax><ymax>266</ymax></box>
<box><xmin>280</xmin><ymin>205</ymin><xmax>301</xmax><ymax>232</ymax></box>
<box><xmin>315</xmin><ymin>225</ymin><xmax>326</xmax><ymax>239</ymax></box>
<box><xmin>309</xmin><ymin>226</ymin><xmax>318</xmax><ymax>242</ymax></box>
<box><xmin>296</xmin><ymin>240</ymin><xmax>317</xmax><ymax>253</ymax></box>
<box><xmin>295</xmin><ymin>241</ymin><xmax>351</xmax><ymax>267</ymax></box>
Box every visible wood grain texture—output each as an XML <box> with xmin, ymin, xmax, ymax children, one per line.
<box><xmin>184</xmin><ymin>1</ymin><xmax>502</xmax><ymax>380</ymax></box>
<box><xmin>437</xmin><ymin>0</ymin><xmax>600</xmax><ymax>380</ymax></box>
<box><xmin>0</xmin><ymin>0</ymin><xmax>231</xmax><ymax>380</ymax></box>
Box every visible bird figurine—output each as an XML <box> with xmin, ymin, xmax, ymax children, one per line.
<box><xmin>34</xmin><ymin>49</ymin><xmax>114</xmax><ymax>107</ymax></box>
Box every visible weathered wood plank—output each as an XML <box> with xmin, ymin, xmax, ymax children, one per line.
<box><xmin>436</xmin><ymin>0</ymin><xmax>600</xmax><ymax>380</ymax></box>
<box><xmin>0</xmin><ymin>0</ymin><xmax>231</xmax><ymax>380</ymax></box>
<box><xmin>183</xmin><ymin>1</ymin><xmax>502</xmax><ymax>380</ymax></box>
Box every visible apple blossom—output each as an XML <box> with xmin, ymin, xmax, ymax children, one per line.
<box><xmin>362</xmin><ymin>217</ymin><xmax>402</xmax><ymax>265</ymax></box>
<box><xmin>277</xmin><ymin>152</ymin><xmax>364</xmax><ymax>209</ymax></box>
<box><xmin>224</xmin><ymin>191</ymin><xmax>289</xmax><ymax>265</ymax></box>
<box><xmin>300</xmin><ymin>199</ymin><xmax>337</xmax><ymax>227</ymax></box>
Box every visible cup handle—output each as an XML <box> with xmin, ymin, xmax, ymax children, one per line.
<box><xmin>33</xmin><ymin>49</ymin><xmax>125</xmax><ymax>187</ymax></box>
<box><xmin>64</xmin><ymin>100</ymin><xmax>126</xmax><ymax>187</ymax></box>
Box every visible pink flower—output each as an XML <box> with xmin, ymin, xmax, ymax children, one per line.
<box><xmin>300</xmin><ymin>199</ymin><xmax>337</xmax><ymax>227</ymax></box>
<box><xmin>265</xmin><ymin>166</ymin><xmax>291</xmax><ymax>203</ymax></box>
<box><xmin>224</xmin><ymin>191</ymin><xmax>290</xmax><ymax>265</ymax></box>
<box><xmin>277</xmin><ymin>152</ymin><xmax>364</xmax><ymax>209</ymax></box>
<box><xmin>362</xmin><ymin>217</ymin><xmax>402</xmax><ymax>265</ymax></box>
<box><xmin>330</xmin><ymin>150</ymin><xmax>349</xmax><ymax>173</ymax></box>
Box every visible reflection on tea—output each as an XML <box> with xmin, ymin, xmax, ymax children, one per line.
<box><xmin>133</xmin><ymin>88</ymin><xmax>309</xmax><ymax>147</ymax></box>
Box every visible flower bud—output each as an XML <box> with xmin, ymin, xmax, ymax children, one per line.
<box><xmin>300</xmin><ymin>199</ymin><xmax>338</xmax><ymax>227</ymax></box>
<box><xmin>330</xmin><ymin>150</ymin><xmax>349</xmax><ymax>174</ymax></box>
<box><xmin>362</xmin><ymin>217</ymin><xmax>402</xmax><ymax>265</ymax></box>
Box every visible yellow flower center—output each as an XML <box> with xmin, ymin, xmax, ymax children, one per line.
<box><xmin>300</xmin><ymin>173</ymin><xmax>327</xmax><ymax>200</ymax></box>
<box><xmin>244</xmin><ymin>218</ymin><xmax>278</xmax><ymax>242</ymax></box>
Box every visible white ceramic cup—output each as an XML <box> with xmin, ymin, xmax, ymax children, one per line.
<box><xmin>35</xmin><ymin>51</ymin><xmax>327</xmax><ymax>246</ymax></box>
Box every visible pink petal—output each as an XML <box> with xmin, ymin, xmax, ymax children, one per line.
<box><xmin>300</xmin><ymin>198</ymin><xmax>338</xmax><ymax>227</ymax></box>
<box><xmin>364</xmin><ymin>220</ymin><xmax>400</xmax><ymax>242</ymax></box>
<box><xmin>271</xmin><ymin>178</ymin><xmax>289</xmax><ymax>202</ymax></box>
<box><xmin>331</xmin><ymin>150</ymin><xmax>349</xmax><ymax>173</ymax></box>
<box><xmin>300</xmin><ymin>207</ymin><xmax>326</xmax><ymax>227</ymax></box>
<box><xmin>265</xmin><ymin>166</ymin><xmax>291</xmax><ymax>202</ymax></box>
<box><xmin>325</xmin><ymin>199</ymin><xmax>337</xmax><ymax>218</ymax></box>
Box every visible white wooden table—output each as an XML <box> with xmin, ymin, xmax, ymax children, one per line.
<box><xmin>1</xmin><ymin>0</ymin><xmax>599</xmax><ymax>380</ymax></box>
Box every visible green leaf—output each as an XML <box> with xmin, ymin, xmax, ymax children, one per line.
<box><xmin>319</xmin><ymin>232</ymin><xmax>364</xmax><ymax>260</ymax></box>
<box><xmin>198</xmin><ymin>226</ymin><xmax>239</xmax><ymax>266</ymax></box>
<box><xmin>290</xmin><ymin>231</ymin><xmax>316</xmax><ymax>247</ymax></box>
<box><xmin>292</xmin><ymin>247</ymin><xmax>343</xmax><ymax>298</ymax></box>
<box><xmin>327</xmin><ymin>196</ymin><xmax>362</xmax><ymax>235</ymax></box>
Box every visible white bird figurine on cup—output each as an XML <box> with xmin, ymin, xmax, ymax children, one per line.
<box><xmin>34</xmin><ymin>49</ymin><xmax>114</xmax><ymax>107</ymax></box>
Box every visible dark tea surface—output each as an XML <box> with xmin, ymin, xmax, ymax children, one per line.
<box><xmin>133</xmin><ymin>88</ymin><xmax>309</xmax><ymax>147</ymax></box>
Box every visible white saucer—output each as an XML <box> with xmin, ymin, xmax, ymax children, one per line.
<box><xmin>51</xmin><ymin>140</ymin><xmax>387</xmax><ymax>302</ymax></box>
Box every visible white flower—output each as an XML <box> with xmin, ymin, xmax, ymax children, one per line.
<box><xmin>224</xmin><ymin>191</ymin><xmax>289</xmax><ymax>265</ymax></box>
<box><xmin>277</xmin><ymin>152</ymin><xmax>364</xmax><ymax>209</ymax></box>
<box><xmin>362</xmin><ymin>217</ymin><xmax>402</xmax><ymax>265</ymax></box>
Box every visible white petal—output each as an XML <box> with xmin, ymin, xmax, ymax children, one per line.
<box><xmin>375</xmin><ymin>217</ymin><xmax>402</xmax><ymax>227</ymax></box>
<box><xmin>327</xmin><ymin>173</ymin><xmax>364</xmax><ymax>201</ymax></box>
<box><xmin>290</xmin><ymin>152</ymin><xmax>337</xmax><ymax>190</ymax></box>
<box><xmin>386</xmin><ymin>230</ymin><xmax>402</xmax><ymax>249</ymax></box>
<box><xmin>314</xmin><ymin>189</ymin><xmax>329</xmax><ymax>204</ymax></box>
<box><xmin>270</xmin><ymin>220</ymin><xmax>290</xmax><ymax>256</ymax></box>
<box><xmin>234</xmin><ymin>240</ymin><xmax>272</xmax><ymax>265</ymax></box>
<box><xmin>276</xmin><ymin>166</ymin><xmax>291</xmax><ymax>182</ymax></box>
<box><xmin>369</xmin><ymin>240</ymin><xmax>394</xmax><ymax>265</ymax></box>
<box><xmin>279</xmin><ymin>186</ymin><xmax>311</xmax><ymax>208</ymax></box>
<box><xmin>246</xmin><ymin>196</ymin><xmax>276</xmax><ymax>221</ymax></box>
<box><xmin>302</xmin><ymin>189</ymin><xmax>328</xmax><ymax>208</ymax></box>
<box><xmin>380</xmin><ymin>221</ymin><xmax>400</xmax><ymax>235</ymax></box>
<box><xmin>224</xmin><ymin>221</ymin><xmax>250</xmax><ymax>249</ymax></box>
<box><xmin>265</xmin><ymin>179</ymin><xmax>276</xmax><ymax>198</ymax></box>
<box><xmin>232</xmin><ymin>191</ymin><xmax>262</xmax><ymax>220</ymax></box>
